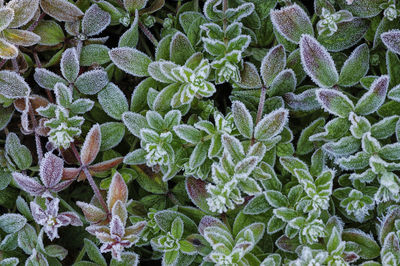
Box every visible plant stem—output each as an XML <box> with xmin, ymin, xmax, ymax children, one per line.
<box><xmin>74</xmin><ymin>246</ymin><xmax>86</xmax><ymax>264</ymax></box>
<box><xmin>194</xmin><ymin>0</ymin><xmax>199</xmax><ymax>12</ymax></box>
<box><xmin>11</xmin><ymin>58</ymin><xmax>19</xmax><ymax>72</ymax></box>
<box><xmin>28</xmin><ymin>101</ymin><xmax>43</xmax><ymax>163</ymax></box>
<box><xmin>251</xmin><ymin>86</ymin><xmax>267</xmax><ymax>145</ymax></box>
<box><xmin>139</xmin><ymin>21</ymin><xmax>159</xmax><ymax>46</ymax></box>
<box><xmin>71</xmin><ymin>143</ymin><xmax>109</xmax><ymax>215</ymax></box>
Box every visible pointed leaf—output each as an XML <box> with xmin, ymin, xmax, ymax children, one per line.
<box><xmin>109</xmin><ymin>47</ymin><xmax>151</xmax><ymax>77</ymax></box>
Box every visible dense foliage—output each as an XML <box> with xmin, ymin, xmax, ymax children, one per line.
<box><xmin>2</xmin><ymin>0</ymin><xmax>400</xmax><ymax>265</ymax></box>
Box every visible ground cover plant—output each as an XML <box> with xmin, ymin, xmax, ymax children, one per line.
<box><xmin>3</xmin><ymin>0</ymin><xmax>400</xmax><ymax>265</ymax></box>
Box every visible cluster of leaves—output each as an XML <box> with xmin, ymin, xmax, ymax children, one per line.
<box><xmin>4</xmin><ymin>0</ymin><xmax>400</xmax><ymax>265</ymax></box>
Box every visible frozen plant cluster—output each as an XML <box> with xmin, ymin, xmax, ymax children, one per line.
<box><xmin>3</xmin><ymin>0</ymin><xmax>400</xmax><ymax>265</ymax></box>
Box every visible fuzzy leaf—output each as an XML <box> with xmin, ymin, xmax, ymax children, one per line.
<box><xmin>40</xmin><ymin>0</ymin><xmax>84</xmax><ymax>22</ymax></box>
<box><xmin>270</xmin><ymin>4</ymin><xmax>314</xmax><ymax>44</ymax></box>
<box><xmin>170</xmin><ymin>32</ymin><xmax>195</xmax><ymax>65</ymax></box>
<box><xmin>254</xmin><ymin>108</ymin><xmax>288</xmax><ymax>141</ymax></box>
<box><xmin>84</xmin><ymin>239</ymin><xmax>107</xmax><ymax>266</ymax></box>
<box><xmin>174</xmin><ymin>125</ymin><xmax>202</xmax><ymax>144</ymax></box>
<box><xmin>34</xmin><ymin>68</ymin><xmax>67</xmax><ymax>90</ymax></box>
<box><xmin>268</xmin><ymin>69</ymin><xmax>296</xmax><ymax>97</ymax></box>
<box><xmin>119</xmin><ymin>10</ymin><xmax>139</xmax><ymax>48</ymax></box>
<box><xmin>80</xmin><ymin>44</ymin><xmax>110</xmax><ymax>67</ymax></box>
<box><xmin>355</xmin><ymin>75</ymin><xmax>389</xmax><ymax>115</ymax></box>
<box><xmin>82</xmin><ymin>4</ymin><xmax>110</xmax><ymax>37</ymax></box>
<box><xmin>300</xmin><ymin>35</ymin><xmax>338</xmax><ymax>88</ymax></box>
<box><xmin>260</xmin><ymin>44</ymin><xmax>286</xmax><ymax>87</ymax></box>
<box><xmin>7</xmin><ymin>0</ymin><xmax>39</xmax><ymax>28</ymax></box>
<box><xmin>81</xmin><ymin>124</ymin><xmax>101</xmax><ymax>166</ymax></box>
<box><xmin>6</xmin><ymin>133</ymin><xmax>32</xmax><ymax>170</ymax></box>
<box><xmin>238</xmin><ymin>62</ymin><xmax>262</xmax><ymax>89</ymax></box>
<box><xmin>382</xmin><ymin>30</ymin><xmax>400</xmax><ymax>54</ymax></box>
<box><xmin>33</xmin><ymin>20</ymin><xmax>65</xmax><ymax>46</ymax></box>
<box><xmin>0</xmin><ymin>214</ymin><xmax>26</xmax><ymax>234</ymax></box>
<box><xmin>232</xmin><ymin>100</ymin><xmax>253</xmax><ymax>139</ymax></box>
<box><xmin>98</xmin><ymin>83</ymin><xmax>128</xmax><ymax>120</ymax></box>
<box><xmin>100</xmin><ymin>122</ymin><xmax>125</xmax><ymax>151</ymax></box>
<box><xmin>0</xmin><ymin>71</ymin><xmax>30</xmax><ymax>98</ymax></box>
<box><xmin>316</xmin><ymin>89</ymin><xmax>354</xmax><ymax>118</ymax></box>
<box><xmin>75</xmin><ymin>70</ymin><xmax>109</xmax><ymax>95</ymax></box>
<box><xmin>109</xmin><ymin>47</ymin><xmax>151</xmax><ymax>77</ymax></box>
<box><xmin>60</xmin><ymin>48</ymin><xmax>79</xmax><ymax>83</ymax></box>
<box><xmin>339</xmin><ymin>44</ymin><xmax>369</xmax><ymax>87</ymax></box>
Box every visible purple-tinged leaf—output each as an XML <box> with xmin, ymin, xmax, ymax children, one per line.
<box><xmin>107</xmin><ymin>172</ymin><xmax>128</xmax><ymax>210</ymax></box>
<box><xmin>382</xmin><ymin>30</ymin><xmax>400</xmax><ymax>55</ymax></box>
<box><xmin>170</xmin><ymin>32</ymin><xmax>195</xmax><ymax>65</ymax></box>
<box><xmin>185</xmin><ymin>177</ymin><xmax>214</xmax><ymax>214</ymax></box>
<box><xmin>355</xmin><ymin>75</ymin><xmax>389</xmax><ymax>115</ymax></box>
<box><xmin>89</xmin><ymin>157</ymin><xmax>123</xmax><ymax>174</ymax></box>
<box><xmin>12</xmin><ymin>173</ymin><xmax>44</xmax><ymax>196</ymax></box>
<box><xmin>300</xmin><ymin>35</ymin><xmax>338</xmax><ymax>88</ymax></box>
<box><xmin>237</xmin><ymin>62</ymin><xmax>262</xmax><ymax>89</ymax></box>
<box><xmin>270</xmin><ymin>3</ymin><xmax>314</xmax><ymax>44</ymax></box>
<box><xmin>268</xmin><ymin>69</ymin><xmax>296</xmax><ymax>97</ymax></box>
<box><xmin>198</xmin><ymin>216</ymin><xmax>228</xmax><ymax>236</ymax></box>
<box><xmin>260</xmin><ymin>44</ymin><xmax>286</xmax><ymax>87</ymax></box>
<box><xmin>81</xmin><ymin>124</ymin><xmax>101</xmax><ymax>166</ymax></box>
<box><xmin>275</xmin><ymin>235</ymin><xmax>299</xmax><ymax>253</ymax></box>
<box><xmin>337</xmin><ymin>0</ymin><xmax>387</xmax><ymax>18</ymax></box>
<box><xmin>316</xmin><ymin>89</ymin><xmax>354</xmax><ymax>118</ymax></box>
<box><xmin>342</xmin><ymin>229</ymin><xmax>380</xmax><ymax>259</ymax></box>
<box><xmin>339</xmin><ymin>44</ymin><xmax>369</xmax><ymax>87</ymax></box>
<box><xmin>40</xmin><ymin>152</ymin><xmax>63</xmax><ymax>188</ymax></box>
<box><xmin>40</xmin><ymin>0</ymin><xmax>84</xmax><ymax>22</ymax></box>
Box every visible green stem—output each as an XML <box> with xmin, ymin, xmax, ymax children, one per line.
<box><xmin>74</xmin><ymin>246</ymin><xmax>86</xmax><ymax>264</ymax></box>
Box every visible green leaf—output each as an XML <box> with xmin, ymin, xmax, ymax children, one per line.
<box><xmin>254</xmin><ymin>108</ymin><xmax>288</xmax><ymax>141</ymax></box>
<box><xmin>100</xmin><ymin>122</ymin><xmax>125</xmax><ymax>151</ymax></box>
<box><xmin>171</xmin><ymin>217</ymin><xmax>184</xmax><ymax>240</ymax></box>
<box><xmin>98</xmin><ymin>83</ymin><xmax>128</xmax><ymax>120</ymax></box>
<box><xmin>170</xmin><ymin>32</ymin><xmax>195</xmax><ymax>65</ymax></box>
<box><xmin>0</xmin><ymin>71</ymin><xmax>31</xmax><ymax>98</ymax></box>
<box><xmin>317</xmin><ymin>19</ymin><xmax>369</xmax><ymax>52</ymax></box>
<box><xmin>355</xmin><ymin>75</ymin><xmax>389</xmax><ymax>115</ymax></box>
<box><xmin>5</xmin><ymin>133</ymin><xmax>32</xmax><ymax>170</ymax></box>
<box><xmin>33</xmin><ymin>20</ymin><xmax>65</xmax><ymax>46</ymax></box>
<box><xmin>268</xmin><ymin>69</ymin><xmax>296</xmax><ymax>97</ymax></box>
<box><xmin>164</xmin><ymin>250</ymin><xmax>179</xmax><ymax>266</ymax></box>
<box><xmin>237</xmin><ymin>62</ymin><xmax>262</xmax><ymax>89</ymax></box>
<box><xmin>323</xmin><ymin>136</ymin><xmax>360</xmax><ymax>157</ymax></box>
<box><xmin>75</xmin><ymin>70</ymin><xmax>109</xmax><ymax>95</ymax></box>
<box><xmin>0</xmin><ymin>213</ymin><xmax>26</xmax><ymax>234</ymax></box>
<box><xmin>154</xmin><ymin>210</ymin><xmax>197</xmax><ymax>234</ymax></box>
<box><xmin>84</xmin><ymin>239</ymin><xmax>106</xmax><ymax>266</ymax></box>
<box><xmin>265</xmin><ymin>190</ymin><xmax>288</xmax><ymax>208</ymax></box>
<box><xmin>174</xmin><ymin>125</ymin><xmax>202</xmax><ymax>144</ymax></box>
<box><xmin>316</xmin><ymin>89</ymin><xmax>354</xmax><ymax>118</ymax></box>
<box><xmin>119</xmin><ymin>10</ymin><xmax>139</xmax><ymax>48</ymax></box>
<box><xmin>243</xmin><ymin>194</ymin><xmax>270</xmax><ymax>215</ymax></box>
<box><xmin>232</xmin><ymin>100</ymin><xmax>253</xmax><ymax>139</ymax></box>
<box><xmin>342</xmin><ymin>229</ymin><xmax>380</xmax><ymax>259</ymax></box>
<box><xmin>45</xmin><ymin>245</ymin><xmax>68</xmax><ymax>260</ymax></box>
<box><xmin>189</xmin><ymin>142</ymin><xmax>209</xmax><ymax>169</ymax></box>
<box><xmin>132</xmin><ymin>165</ymin><xmax>168</xmax><ymax>194</ymax></box>
<box><xmin>110</xmin><ymin>252</ymin><xmax>139</xmax><ymax>266</ymax></box>
<box><xmin>279</xmin><ymin>156</ymin><xmax>308</xmax><ymax>175</ymax></box>
<box><xmin>109</xmin><ymin>47</ymin><xmax>152</xmax><ymax>77</ymax></box>
<box><xmin>17</xmin><ymin>224</ymin><xmax>37</xmax><ymax>254</ymax></box>
<box><xmin>297</xmin><ymin>117</ymin><xmax>325</xmax><ymax>155</ymax></box>
<box><xmin>60</xmin><ymin>48</ymin><xmax>79</xmax><ymax>83</ymax></box>
<box><xmin>300</xmin><ymin>35</ymin><xmax>338</xmax><ymax>88</ymax></box>
<box><xmin>122</xmin><ymin>111</ymin><xmax>149</xmax><ymax>137</ymax></box>
<box><xmin>80</xmin><ymin>44</ymin><xmax>111</xmax><ymax>67</ymax></box>
<box><xmin>339</xmin><ymin>44</ymin><xmax>369</xmax><ymax>87</ymax></box>
<box><xmin>337</xmin><ymin>0</ymin><xmax>385</xmax><ymax>18</ymax></box>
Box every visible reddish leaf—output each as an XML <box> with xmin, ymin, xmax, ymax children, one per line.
<box><xmin>81</xmin><ymin>124</ymin><xmax>101</xmax><ymax>166</ymax></box>
<box><xmin>40</xmin><ymin>152</ymin><xmax>64</xmax><ymax>188</ymax></box>
<box><xmin>107</xmin><ymin>172</ymin><xmax>128</xmax><ymax>210</ymax></box>
<box><xmin>12</xmin><ymin>172</ymin><xmax>45</xmax><ymax>196</ymax></box>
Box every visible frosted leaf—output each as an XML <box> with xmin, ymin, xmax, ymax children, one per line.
<box><xmin>0</xmin><ymin>213</ymin><xmax>27</xmax><ymax>234</ymax></box>
<box><xmin>0</xmin><ymin>70</ymin><xmax>31</xmax><ymax>98</ymax></box>
<box><xmin>109</xmin><ymin>47</ymin><xmax>151</xmax><ymax>77</ymax></box>
<box><xmin>33</xmin><ymin>20</ymin><xmax>65</xmax><ymax>46</ymax></box>
<box><xmin>237</xmin><ymin>62</ymin><xmax>262</xmax><ymax>89</ymax></box>
<box><xmin>99</xmin><ymin>122</ymin><xmax>125</xmax><ymax>151</ymax></box>
<box><xmin>0</xmin><ymin>7</ymin><xmax>14</xmax><ymax>32</ymax></box>
<box><xmin>322</xmin><ymin>136</ymin><xmax>360</xmax><ymax>157</ymax></box>
<box><xmin>12</xmin><ymin>172</ymin><xmax>45</xmax><ymax>196</ymax></box>
<box><xmin>339</xmin><ymin>44</ymin><xmax>369</xmax><ymax>87</ymax></box>
<box><xmin>2</xmin><ymin>29</ymin><xmax>41</xmax><ymax>46</ymax></box>
<box><xmin>40</xmin><ymin>0</ymin><xmax>84</xmax><ymax>22</ymax></box>
<box><xmin>170</xmin><ymin>32</ymin><xmax>195</xmax><ymax>65</ymax></box>
<box><xmin>0</xmin><ymin>38</ymin><xmax>18</xmax><ymax>59</ymax></box>
<box><xmin>82</xmin><ymin>4</ymin><xmax>111</xmax><ymax>37</ymax></box>
<box><xmin>60</xmin><ymin>48</ymin><xmax>79</xmax><ymax>83</ymax></box>
<box><xmin>98</xmin><ymin>83</ymin><xmax>129</xmax><ymax>120</ymax></box>
<box><xmin>75</xmin><ymin>69</ymin><xmax>109</xmax><ymax>95</ymax></box>
<box><xmin>39</xmin><ymin>152</ymin><xmax>63</xmax><ymax>188</ymax></box>
<box><xmin>284</xmin><ymin>89</ymin><xmax>320</xmax><ymax>111</ymax></box>
<box><xmin>268</xmin><ymin>69</ymin><xmax>297</xmax><ymax>97</ymax></box>
<box><xmin>232</xmin><ymin>100</ymin><xmax>253</xmax><ymax>139</ymax></box>
<box><xmin>270</xmin><ymin>3</ymin><xmax>314</xmax><ymax>44</ymax></box>
<box><xmin>70</xmin><ymin>98</ymin><xmax>94</xmax><ymax>114</ymax></box>
<box><xmin>300</xmin><ymin>34</ymin><xmax>338</xmax><ymax>88</ymax></box>
<box><xmin>316</xmin><ymin>89</ymin><xmax>354</xmax><ymax>118</ymax></box>
<box><xmin>254</xmin><ymin>108</ymin><xmax>288</xmax><ymax>141</ymax></box>
<box><xmin>355</xmin><ymin>75</ymin><xmax>389</xmax><ymax>115</ymax></box>
<box><xmin>107</xmin><ymin>172</ymin><xmax>128</xmax><ymax>210</ymax></box>
<box><xmin>34</xmin><ymin>68</ymin><xmax>67</xmax><ymax>90</ymax></box>
<box><xmin>6</xmin><ymin>0</ymin><xmax>39</xmax><ymax>28</ymax></box>
<box><xmin>81</xmin><ymin>124</ymin><xmax>101</xmax><ymax>166</ymax></box>
<box><xmin>124</xmin><ymin>0</ymin><xmax>148</xmax><ymax>12</ymax></box>
<box><xmin>54</xmin><ymin>83</ymin><xmax>72</xmax><ymax>107</ymax></box>
<box><xmin>119</xmin><ymin>10</ymin><xmax>139</xmax><ymax>48</ymax></box>
<box><xmin>76</xmin><ymin>201</ymin><xmax>106</xmax><ymax>224</ymax></box>
<box><xmin>122</xmin><ymin>111</ymin><xmax>149</xmax><ymax>138</ymax></box>
<box><xmin>382</xmin><ymin>30</ymin><xmax>400</xmax><ymax>55</ymax></box>
<box><xmin>80</xmin><ymin>44</ymin><xmax>110</xmax><ymax>66</ymax></box>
